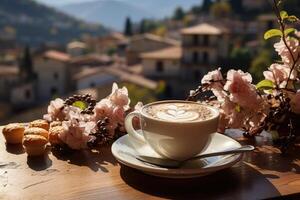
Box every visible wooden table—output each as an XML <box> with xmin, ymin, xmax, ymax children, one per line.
<box><xmin>0</xmin><ymin>127</ymin><xmax>300</xmax><ymax>200</ymax></box>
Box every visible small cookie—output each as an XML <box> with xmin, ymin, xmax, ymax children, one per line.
<box><xmin>49</xmin><ymin>126</ymin><xmax>64</xmax><ymax>145</ymax></box>
<box><xmin>50</xmin><ymin>121</ymin><xmax>62</xmax><ymax>128</ymax></box>
<box><xmin>23</xmin><ymin>135</ymin><xmax>48</xmax><ymax>156</ymax></box>
<box><xmin>29</xmin><ymin>119</ymin><xmax>49</xmax><ymax>131</ymax></box>
<box><xmin>24</xmin><ymin>127</ymin><xmax>49</xmax><ymax>140</ymax></box>
<box><xmin>2</xmin><ymin>123</ymin><xmax>25</xmax><ymax>144</ymax></box>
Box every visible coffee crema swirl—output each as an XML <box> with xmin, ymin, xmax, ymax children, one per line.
<box><xmin>144</xmin><ymin>103</ymin><xmax>213</xmax><ymax>122</ymax></box>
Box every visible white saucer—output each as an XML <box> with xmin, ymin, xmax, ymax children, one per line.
<box><xmin>112</xmin><ymin>131</ymin><xmax>243</xmax><ymax>178</ymax></box>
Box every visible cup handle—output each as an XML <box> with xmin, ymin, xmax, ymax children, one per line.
<box><xmin>125</xmin><ymin>111</ymin><xmax>146</xmax><ymax>143</ymax></box>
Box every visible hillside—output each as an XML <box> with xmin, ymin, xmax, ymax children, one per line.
<box><xmin>0</xmin><ymin>0</ymin><xmax>109</xmax><ymax>45</ymax></box>
<box><xmin>59</xmin><ymin>0</ymin><xmax>201</xmax><ymax>30</ymax></box>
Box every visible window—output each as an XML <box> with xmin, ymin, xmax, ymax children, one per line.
<box><xmin>50</xmin><ymin>87</ymin><xmax>58</xmax><ymax>96</ymax></box>
<box><xmin>192</xmin><ymin>51</ymin><xmax>199</xmax><ymax>64</ymax></box>
<box><xmin>194</xmin><ymin>70</ymin><xmax>201</xmax><ymax>81</ymax></box>
<box><xmin>25</xmin><ymin>89</ymin><xmax>31</xmax><ymax>99</ymax></box>
<box><xmin>203</xmin><ymin>35</ymin><xmax>209</xmax><ymax>46</ymax></box>
<box><xmin>156</xmin><ymin>61</ymin><xmax>164</xmax><ymax>72</ymax></box>
<box><xmin>53</xmin><ymin>72</ymin><xmax>59</xmax><ymax>80</ymax></box>
<box><xmin>193</xmin><ymin>35</ymin><xmax>199</xmax><ymax>45</ymax></box>
<box><xmin>203</xmin><ymin>52</ymin><xmax>209</xmax><ymax>64</ymax></box>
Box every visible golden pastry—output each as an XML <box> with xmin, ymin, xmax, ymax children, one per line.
<box><xmin>23</xmin><ymin>135</ymin><xmax>48</xmax><ymax>156</ymax></box>
<box><xmin>49</xmin><ymin>126</ymin><xmax>64</xmax><ymax>145</ymax></box>
<box><xmin>29</xmin><ymin>119</ymin><xmax>49</xmax><ymax>131</ymax></box>
<box><xmin>24</xmin><ymin>127</ymin><xmax>49</xmax><ymax>140</ymax></box>
<box><xmin>2</xmin><ymin>123</ymin><xmax>25</xmax><ymax>144</ymax></box>
<box><xmin>50</xmin><ymin>121</ymin><xmax>62</xmax><ymax>128</ymax></box>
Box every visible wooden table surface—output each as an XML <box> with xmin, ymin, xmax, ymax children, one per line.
<box><xmin>0</xmin><ymin>127</ymin><xmax>300</xmax><ymax>200</ymax></box>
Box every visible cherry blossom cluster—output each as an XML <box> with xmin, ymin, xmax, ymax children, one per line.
<box><xmin>43</xmin><ymin>83</ymin><xmax>141</xmax><ymax>150</ymax></box>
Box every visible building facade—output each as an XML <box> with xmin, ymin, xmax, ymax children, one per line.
<box><xmin>181</xmin><ymin>23</ymin><xmax>229</xmax><ymax>81</ymax></box>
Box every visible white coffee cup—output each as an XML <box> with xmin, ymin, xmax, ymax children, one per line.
<box><xmin>125</xmin><ymin>100</ymin><xmax>219</xmax><ymax>161</ymax></box>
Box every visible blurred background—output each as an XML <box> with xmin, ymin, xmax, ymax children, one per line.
<box><xmin>0</xmin><ymin>0</ymin><xmax>299</xmax><ymax>124</ymax></box>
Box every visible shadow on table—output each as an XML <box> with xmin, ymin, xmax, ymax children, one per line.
<box><xmin>51</xmin><ymin>145</ymin><xmax>118</xmax><ymax>172</ymax></box>
<box><xmin>227</xmin><ymin>130</ymin><xmax>300</xmax><ymax>174</ymax></box>
<box><xmin>5</xmin><ymin>143</ymin><xmax>25</xmax><ymax>155</ymax></box>
<box><xmin>27</xmin><ymin>148</ymin><xmax>52</xmax><ymax>171</ymax></box>
<box><xmin>241</xmin><ymin>138</ymin><xmax>300</xmax><ymax>174</ymax></box>
<box><xmin>120</xmin><ymin>163</ymin><xmax>280</xmax><ymax>200</ymax></box>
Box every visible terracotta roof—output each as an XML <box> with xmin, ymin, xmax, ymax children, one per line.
<box><xmin>130</xmin><ymin>33</ymin><xmax>180</xmax><ymax>46</ymax></box>
<box><xmin>70</xmin><ymin>54</ymin><xmax>112</xmax><ymax>65</ymax></box>
<box><xmin>140</xmin><ymin>46</ymin><xmax>182</xmax><ymax>60</ymax></box>
<box><xmin>0</xmin><ymin>65</ymin><xmax>19</xmax><ymax>76</ymax></box>
<box><xmin>73</xmin><ymin>66</ymin><xmax>158</xmax><ymax>90</ymax></box>
<box><xmin>44</xmin><ymin>50</ymin><xmax>71</xmax><ymax>62</ymax></box>
<box><xmin>181</xmin><ymin>23</ymin><xmax>228</xmax><ymax>35</ymax></box>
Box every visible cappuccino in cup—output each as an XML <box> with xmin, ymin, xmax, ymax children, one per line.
<box><xmin>143</xmin><ymin>102</ymin><xmax>214</xmax><ymax>122</ymax></box>
<box><xmin>125</xmin><ymin>100</ymin><xmax>219</xmax><ymax>161</ymax></box>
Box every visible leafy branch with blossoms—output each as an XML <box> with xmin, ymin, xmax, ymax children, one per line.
<box><xmin>187</xmin><ymin>0</ymin><xmax>300</xmax><ymax>153</ymax></box>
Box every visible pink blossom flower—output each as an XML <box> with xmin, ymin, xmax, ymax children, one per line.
<box><xmin>43</xmin><ymin>98</ymin><xmax>65</xmax><ymax>122</ymax></box>
<box><xmin>263</xmin><ymin>63</ymin><xmax>297</xmax><ymax>88</ymax></box>
<box><xmin>201</xmin><ymin>68</ymin><xmax>226</xmax><ymax>101</ymax></box>
<box><xmin>274</xmin><ymin>37</ymin><xmax>300</xmax><ymax>66</ymax></box>
<box><xmin>224</xmin><ymin>70</ymin><xmax>260</xmax><ymax>110</ymax></box>
<box><xmin>112</xmin><ymin>106</ymin><xmax>125</xmax><ymax>123</ymax></box>
<box><xmin>60</xmin><ymin>120</ymin><xmax>95</xmax><ymax>150</ymax></box>
<box><xmin>290</xmin><ymin>91</ymin><xmax>300</xmax><ymax>114</ymax></box>
<box><xmin>109</xmin><ymin>83</ymin><xmax>130</xmax><ymax>109</ymax></box>
<box><xmin>93</xmin><ymin>99</ymin><xmax>113</xmax><ymax>121</ymax></box>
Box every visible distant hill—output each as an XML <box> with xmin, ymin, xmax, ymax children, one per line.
<box><xmin>0</xmin><ymin>0</ymin><xmax>109</xmax><ymax>46</ymax></box>
<box><xmin>59</xmin><ymin>0</ymin><xmax>202</xmax><ymax>30</ymax></box>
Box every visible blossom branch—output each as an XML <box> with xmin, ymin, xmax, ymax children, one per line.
<box><xmin>272</xmin><ymin>0</ymin><xmax>299</xmax><ymax>88</ymax></box>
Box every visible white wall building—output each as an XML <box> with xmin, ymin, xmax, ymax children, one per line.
<box><xmin>140</xmin><ymin>46</ymin><xmax>182</xmax><ymax>78</ymax></box>
<box><xmin>34</xmin><ymin>50</ymin><xmax>71</xmax><ymax>101</ymax></box>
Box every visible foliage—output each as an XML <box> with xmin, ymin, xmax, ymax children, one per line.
<box><xmin>120</xmin><ymin>82</ymin><xmax>157</xmax><ymax>106</ymax></box>
<box><xmin>229</xmin><ymin>46</ymin><xmax>252</xmax><ymax>70</ymax></box>
<box><xmin>172</xmin><ymin>6</ymin><xmax>185</xmax><ymax>20</ymax></box>
<box><xmin>124</xmin><ymin>17</ymin><xmax>133</xmax><ymax>36</ymax></box>
<box><xmin>201</xmin><ymin>0</ymin><xmax>212</xmax><ymax>12</ymax></box>
<box><xmin>153</xmin><ymin>25</ymin><xmax>167</xmax><ymax>37</ymax></box>
<box><xmin>249</xmin><ymin>50</ymin><xmax>272</xmax><ymax>81</ymax></box>
<box><xmin>210</xmin><ymin>1</ymin><xmax>232</xmax><ymax>18</ymax></box>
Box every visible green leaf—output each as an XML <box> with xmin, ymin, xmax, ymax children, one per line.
<box><xmin>72</xmin><ymin>101</ymin><xmax>87</xmax><ymax>110</ymax></box>
<box><xmin>280</xmin><ymin>11</ymin><xmax>288</xmax><ymax>20</ymax></box>
<box><xmin>235</xmin><ymin>104</ymin><xmax>241</xmax><ymax>112</ymax></box>
<box><xmin>264</xmin><ymin>29</ymin><xmax>282</xmax><ymax>40</ymax></box>
<box><xmin>287</xmin><ymin>15</ymin><xmax>299</xmax><ymax>22</ymax></box>
<box><xmin>284</xmin><ymin>28</ymin><xmax>295</xmax><ymax>36</ymax></box>
<box><xmin>256</xmin><ymin>80</ymin><xmax>275</xmax><ymax>90</ymax></box>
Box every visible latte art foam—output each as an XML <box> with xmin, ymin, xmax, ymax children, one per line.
<box><xmin>144</xmin><ymin>103</ymin><xmax>213</xmax><ymax>122</ymax></box>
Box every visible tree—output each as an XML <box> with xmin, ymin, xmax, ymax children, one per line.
<box><xmin>19</xmin><ymin>45</ymin><xmax>34</xmax><ymax>81</ymax></box>
<box><xmin>153</xmin><ymin>25</ymin><xmax>167</xmax><ymax>37</ymax></box>
<box><xmin>201</xmin><ymin>0</ymin><xmax>212</xmax><ymax>12</ymax></box>
<box><xmin>229</xmin><ymin>0</ymin><xmax>243</xmax><ymax>14</ymax></box>
<box><xmin>172</xmin><ymin>6</ymin><xmax>184</xmax><ymax>20</ymax></box>
<box><xmin>139</xmin><ymin>19</ymin><xmax>146</xmax><ymax>34</ymax></box>
<box><xmin>124</xmin><ymin>17</ymin><xmax>133</xmax><ymax>36</ymax></box>
<box><xmin>249</xmin><ymin>50</ymin><xmax>272</xmax><ymax>82</ymax></box>
<box><xmin>210</xmin><ymin>1</ymin><xmax>232</xmax><ymax>18</ymax></box>
<box><xmin>229</xmin><ymin>46</ymin><xmax>252</xmax><ymax>71</ymax></box>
